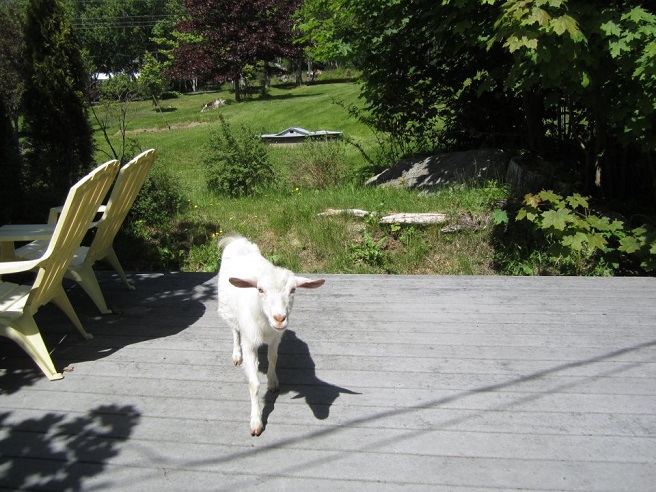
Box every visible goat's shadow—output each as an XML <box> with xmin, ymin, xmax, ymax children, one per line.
<box><xmin>260</xmin><ymin>330</ymin><xmax>359</xmax><ymax>425</ymax></box>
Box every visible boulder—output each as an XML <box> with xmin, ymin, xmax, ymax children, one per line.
<box><xmin>366</xmin><ymin>149</ymin><xmax>511</xmax><ymax>191</ymax></box>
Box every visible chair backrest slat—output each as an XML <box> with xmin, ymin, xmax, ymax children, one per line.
<box><xmin>86</xmin><ymin>149</ymin><xmax>157</xmax><ymax>264</ymax></box>
<box><xmin>28</xmin><ymin>160</ymin><xmax>120</xmax><ymax>311</ymax></box>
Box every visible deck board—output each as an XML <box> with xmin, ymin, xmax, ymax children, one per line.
<box><xmin>1</xmin><ymin>273</ymin><xmax>655</xmax><ymax>491</ymax></box>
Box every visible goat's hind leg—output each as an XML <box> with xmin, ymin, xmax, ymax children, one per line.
<box><xmin>230</xmin><ymin>326</ymin><xmax>242</xmax><ymax>366</ymax></box>
<box><xmin>242</xmin><ymin>347</ymin><xmax>263</xmax><ymax>436</ymax></box>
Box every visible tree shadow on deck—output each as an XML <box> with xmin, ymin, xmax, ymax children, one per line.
<box><xmin>260</xmin><ymin>330</ymin><xmax>359</xmax><ymax>427</ymax></box>
<box><xmin>0</xmin><ymin>404</ymin><xmax>141</xmax><ymax>490</ymax></box>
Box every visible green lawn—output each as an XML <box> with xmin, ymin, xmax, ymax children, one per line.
<box><xmin>95</xmin><ymin>82</ymin><xmax>376</xmax><ymax>203</ymax></box>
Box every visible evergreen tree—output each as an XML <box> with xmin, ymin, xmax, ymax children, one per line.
<box><xmin>0</xmin><ymin>96</ymin><xmax>22</xmax><ymax>224</ymax></box>
<box><xmin>22</xmin><ymin>0</ymin><xmax>94</xmax><ymax>203</ymax></box>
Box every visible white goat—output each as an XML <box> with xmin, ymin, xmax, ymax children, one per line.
<box><xmin>217</xmin><ymin>235</ymin><xmax>325</xmax><ymax>436</ymax></box>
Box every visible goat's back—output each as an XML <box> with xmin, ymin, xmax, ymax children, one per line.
<box><xmin>218</xmin><ymin>235</ymin><xmax>272</xmax><ymax>283</ymax></box>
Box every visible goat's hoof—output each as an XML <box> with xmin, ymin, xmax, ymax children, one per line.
<box><xmin>250</xmin><ymin>422</ymin><xmax>264</xmax><ymax>437</ymax></box>
<box><xmin>267</xmin><ymin>382</ymin><xmax>279</xmax><ymax>392</ymax></box>
<box><xmin>233</xmin><ymin>357</ymin><xmax>242</xmax><ymax>366</ymax></box>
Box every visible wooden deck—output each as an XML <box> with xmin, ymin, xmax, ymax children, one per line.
<box><xmin>1</xmin><ymin>272</ymin><xmax>655</xmax><ymax>491</ymax></box>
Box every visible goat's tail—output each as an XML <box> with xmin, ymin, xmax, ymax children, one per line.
<box><xmin>218</xmin><ymin>233</ymin><xmax>243</xmax><ymax>250</ymax></box>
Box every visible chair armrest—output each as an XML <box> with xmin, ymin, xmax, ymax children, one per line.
<box><xmin>47</xmin><ymin>206</ymin><xmax>64</xmax><ymax>224</ymax></box>
<box><xmin>0</xmin><ymin>225</ymin><xmax>56</xmax><ymax>261</ymax></box>
<box><xmin>0</xmin><ymin>224</ymin><xmax>56</xmax><ymax>241</ymax></box>
<box><xmin>48</xmin><ymin>205</ymin><xmax>106</xmax><ymax>226</ymax></box>
<box><xmin>0</xmin><ymin>258</ymin><xmax>42</xmax><ymax>275</ymax></box>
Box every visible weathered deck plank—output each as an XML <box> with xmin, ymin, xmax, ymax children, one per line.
<box><xmin>1</xmin><ymin>273</ymin><xmax>655</xmax><ymax>491</ymax></box>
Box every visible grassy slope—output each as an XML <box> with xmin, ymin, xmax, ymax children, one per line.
<box><xmin>99</xmin><ymin>81</ymin><xmax>507</xmax><ymax>275</ymax></box>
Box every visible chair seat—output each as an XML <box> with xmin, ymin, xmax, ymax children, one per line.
<box><xmin>0</xmin><ymin>282</ymin><xmax>31</xmax><ymax>316</ymax></box>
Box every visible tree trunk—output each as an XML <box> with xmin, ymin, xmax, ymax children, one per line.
<box><xmin>295</xmin><ymin>57</ymin><xmax>303</xmax><ymax>86</ymax></box>
<box><xmin>522</xmin><ymin>91</ymin><xmax>545</xmax><ymax>153</ymax></box>
<box><xmin>234</xmin><ymin>78</ymin><xmax>242</xmax><ymax>102</ymax></box>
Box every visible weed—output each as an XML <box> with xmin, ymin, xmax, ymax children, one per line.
<box><xmin>288</xmin><ymin>139</ymin><xmax>351</xmax><ymax>189</ymax></box>
<box><xmin>350</xmin><ymin>231</ymin><xmax>387</xmax><ymax>268</ymax></box>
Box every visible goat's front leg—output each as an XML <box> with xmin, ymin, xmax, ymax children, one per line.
<box><xmin>242</xmin><ymin>346</ymin><xmax>263</xmax><ymax>436</ymax></box>
<box><xmin>267</xmin><ymin>336</ymin><xmax>281</xmax><ymax>392</ymax></box>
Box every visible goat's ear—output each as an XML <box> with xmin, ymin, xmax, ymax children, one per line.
<box><xmin>295</xmin><ymin>277</ymin><xmax>325</xmax><ymax>289</ymax></box>
<box><xmin>229</xmin><ymin>277</ymin><xmax>258</xmax><ymax>289</ymax></box>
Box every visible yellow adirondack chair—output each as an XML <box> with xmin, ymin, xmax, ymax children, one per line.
<box><xmin>7</xmin><ymin>149</ymin><xmax>157</xmax><ymax>314</ymax></box>
<box><xmin>0</xmin><ymin>160</ymin><xmax>120</xmax><ymax>380</ymax></box>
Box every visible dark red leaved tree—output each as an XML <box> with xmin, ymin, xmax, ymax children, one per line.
<box><xmin>172</xmin><ymin>0</ymin><xmax>301</xmax><ymax>100</ymax></box>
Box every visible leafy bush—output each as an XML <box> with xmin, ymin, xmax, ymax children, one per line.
<box><xmin>494</xmin><ymin>190</ymin><xmax>656</xmax><ymax>275</ymax></box>
<box><xmin>111</xmin><ymin>170</ymin><xmax>190</xmax><ymax>270</ymax></box>
<box><xmin>204</xmin><ymin>114</ymin><xmax>273</xmax><ymax>198</ymax></box>
<box><xmin>128</xmin><ymin>169</ymin><xmax>187</xmax><ymax>227</ymax></box>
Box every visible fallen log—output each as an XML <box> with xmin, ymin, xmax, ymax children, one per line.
<box><xmin>318</xmin><ymin>209</ymin><xmax>448</xmax><ymax>224</ymax></box>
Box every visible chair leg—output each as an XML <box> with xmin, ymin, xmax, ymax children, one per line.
<box><xmin>50</xmin><ymin>285</ymin><xmax>94</xmax><ymax>340</ymax></box>
<box><xmin>104</xmin><ymin>247</ymin><xmax>135</xmax><ymax>291</ymax></box>
<box><xmin>66</xmin><ymin>263</ymin><xmax>112</xmax><ymax>315</ymax></box>
<box><xmin>1</xmin><ymin>317</ymin><xmax>64</xmax><ymax>380</ymax></box>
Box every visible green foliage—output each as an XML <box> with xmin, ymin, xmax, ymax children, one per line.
<box><xmin>99</xmin><ymin>73</ymin><xmax>139</xmax><ymax>101</ymax></box>
<box><xmin>204</xmin><ymin>114</ymin><xmax>274</xmax><ymax>198</ymax></box>
<box><xmin>345</xmin><ymin>0</ymin><xmax>656</xmax><ymax>200</ymax></box>
<box><xmin>496</xmin><ymin>190</ymin><xmax>656</xmax><ymax>275</ymax></box>
<box><xmin>294</xmin><ymin>0</ymin><xmax>355</xmax><ymax>64</ymax></box>
<box><xmin>0</xmin><ymin>1</ymin><xmax>25</xmax><ymax>131</ymax></box>
<box><xmin>115</xmin><ymin>168</ymin><xmax>193</xmax><ymax>271</ymax></box>
<box><xmin>22</xmin><ymin>0</ymin><xmax>95</xmax><ymax>202</ymax></box>
<box><xmin>91</xmin><ymin>73</ymin><xmax>143</xmax><ymax>164</ymax></box>
<box><xmin>350</xmin><ymin>231</ymin><xmax>387</xmax><ymax>268</ymax></box>
<box><xmin>65</xmin><ymin>0</ymin><xmax>177</xmax><ymax>75</ymax></box>
<box><xmin>128</xmin><ymin>169</ymin><xmax>187</xmax><ymax>227</ymax></box>
<box><xmin>0</xmin><ymin>97</ymin><xmax>22</xmax><ymax>223</ymax></box>
<box><xmin>491</xmin><ymin>0</ymin><xmax>656</xmax><ymax>155</ymax></box>
<box><xmin>138</xmin><ymin>52</ymin><xmax>166</xmax><ymax>102</ymax></box>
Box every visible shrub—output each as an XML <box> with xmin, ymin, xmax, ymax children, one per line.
<box><xmin>494</xmin><ymin>190</ymin><xmax>656</xmax><ymax>275</ymax></box>
<box><xmin>128</xmin><ymin>169</ymin><xmax>187</xmax><ymax>227</ymax></box>
<box><xmin>204</xmin><ymin>114</ymin><xmax>273</xmax><ymax>198</ymax></box>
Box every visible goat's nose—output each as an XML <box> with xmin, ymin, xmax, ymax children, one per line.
<box><xmin>273</xmin><ymin>314</ymin><xmax>286</xmax><ymax>323</ymax></box>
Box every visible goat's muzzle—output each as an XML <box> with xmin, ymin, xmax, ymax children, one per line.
<box><xmin>272</xmin><ymin>314</ymin><xmax>287</xmax><ymax>330</ymax></box>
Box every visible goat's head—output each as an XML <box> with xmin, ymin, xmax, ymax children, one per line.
<box><xmin>229</xmin><ymin>270</ymin><xmax>325</xmax><ymax>331</ymax></box>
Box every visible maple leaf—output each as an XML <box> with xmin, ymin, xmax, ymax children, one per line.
<box><xmin>618</xmin><ymin>235</ymin><xmax>641</xmax><ymax>254</ymax></box>
<box><xmin>523</xmin><ymin>193</ymin><xmax>541</xmax><ymax>208</ymax></box>
<box><xmin>587</xmin><ymin>233</ymin><xmax>607</xmax><ymax>251</ymax></box>
<box><xmin>541</xmin><ymin>208</ymin><xmax>572</xmax><ymax>231</ymax></box>
<box><xmin>561</xmin><ymin>231</ymin><xmax>587</xmax><ymax>251</ymax></box>
<box><xmin>565</xmin><ymin>193</ymin><xmax>588</xmax><ymax>210</ymax></box>
<box><xmin>538</xmin><ymin>190</ymin><xmax>562</xmax><ymax>205</ymax></box>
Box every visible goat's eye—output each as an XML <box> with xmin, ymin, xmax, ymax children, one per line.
<box><xmin>290</xmin><ymin>288</ymin><xmax>296</xmax><ymax>294</ymax></box>
<box><xmin>258</xmin><ymin>288</ymin><xmax>265</xmax><ymax>294</ymax></box>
